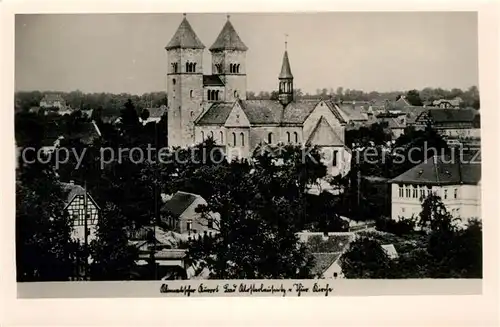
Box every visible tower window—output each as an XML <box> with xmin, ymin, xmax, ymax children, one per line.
<box><xmin>236</xmin><ymin>64</ymin><xmax>240</xmax><ymax>73</ymax></box>
<box><xmin>232</xmin><ymin>132</ymin><xmax>236</xmax><ymax>146</ymax></box>
<box><xmin>287</xmin><ymin>131</ymin><xmax>290</xmax><ymax>143</ymax></box>
<box><xmin>229</xmin><ymin>64</ymin><xmax>233</xmax><ymax>73</ymax></box>
<box><xmin>234</xmin><ymin>90</ymin><xmax>238</xmax><ymax>98</ymax></box>
<box><xmin>207</xmin><ymin>90</ymin><xmax>211</xmax><ymax>101</ymax></box>
<box><xmin>171</xmin><ymin>62</ymin><xmax>178</xmax><ymax>73</ymax></box>
<box><xmin>294</xmin><ymin>132</ymin><xmax>298</xmax><ymax>143</ymax></box>
<box><xmin>220</xmin><ymin>131</ymin><xmax>224</xmax><ymax>143</ymax></box>
<box><xmin>190</xmin><ymin>111</ymin><xmax>194</xmax><ymax>117</ymax></box>
<box><xmin>215</xmin><ymin>63</ymin><xmax>222</xmax><ymax>74</ymax></box>
<box><xmin>190</xmin><ymin>90</ymin><xmax>194</xmax><ymax>99</ymax></box>
<box><xmin>240</xmin><ymin>132</ymin><xmax>245</xmax><ymax>146</ymax></box>
<box><xmin>172</xmin><ymin>78</ymin><xmax>176</xmax><ymax>85</ymax></box>
<box><xmin>332</xmin><ymin>150</ymin><xmax>338</xmax><ymax>167</ymax></box>
<box><xmin>268</xmin><ymin>132</ymin><xmax>273</xmax><ymax>144</ymax></box>
<box><xmin>186</xmin><ymin>62</ymin><xmax>196</xmax><ymax>73</ymax></box>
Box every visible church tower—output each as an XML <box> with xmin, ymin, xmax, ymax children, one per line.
<box><xmin>166</xmin><ymin>14</ymin><xmax>205</xmax><ymax>148</ymax></box>
<box><xmin>278</xmin><ymin>39</ymin><xmax>294</xmax><ymax>106</ymax></box>
<box><xmin>210</xmin><ymin>15</ymin><xmax>248</xmax><ymax>102</ymax></box>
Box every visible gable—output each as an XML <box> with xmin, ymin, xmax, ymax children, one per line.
<box><xmin>303</xmin><ymin>101</ymin><xmax>345</xmax><ymax>143</ymax></box>
<box><xmin>224</xmin><ymin>101</ymin><xmax>250</xmax><ymax>127</ymax></box>
<box><xmin>307</xmin><ymin>117</ymin><xmax>344</xmax><ymax>146</ymax></box>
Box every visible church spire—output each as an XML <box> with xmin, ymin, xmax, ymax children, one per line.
<box><xmin>165</xmin><ymin>14</ymin><xmax>205</xmax><ymax>50</ymax></box>
<box><xmin>278</xmin><ymin>36</ymin><xmax>294</xmax><ymax>106</ymax></box>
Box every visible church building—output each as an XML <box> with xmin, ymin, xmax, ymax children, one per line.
<box><xmin>166</xmin><ymin>14</ymin><xmax>352</xmax><ymax>177</ymax></box>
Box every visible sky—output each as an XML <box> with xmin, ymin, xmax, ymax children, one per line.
<box><xmin>15</xmin><ymin>12</ymin><xmax>478</xmax><ymax>95</ymax></box>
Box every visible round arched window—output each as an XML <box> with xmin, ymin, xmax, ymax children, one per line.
<box><xmin>190</xmin><ymin>90</ymin><xmax>194</xmax><ymax>98</ymax></box>
<box><xmin>234</xmin><ymin>90</ymin><xmax>239</xmax><ymax>98</ymax></box>
<box><xmin>172</xmin><ymin>78</ymin><xmax>176</xmax><ymax>85</ymax></box>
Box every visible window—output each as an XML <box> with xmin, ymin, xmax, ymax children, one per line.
<box><xmin>287</xmin><ymin>131</ymin><xmax>291</xmax><ymax>143</ymax></box>
<box><xmin>405</xmin><ymin>185</ymin><xmax>411</xmax><ymax>198</ymax></box>
<box><xmin>190</xmin><ymin>111</ymin><xmax>194</xmax><ymax>117</ymax></box>
<box><xmin>234</xmin><ymin>90</ymin><xmax>238</xmax><ymax>98</ymax></box>
<box><xmin>232</xmin><ymin>132</ymin><xmax>236</xmax><ymax>146</ymax></box>
<box><xmin>186</xmin><ymin>220</ymin><xmax>193</xmax><ymax>232</ymax></box>
<box><xmin>294</xmin><ymin>132</ymin><xmax>299</xmax><ymax>143</ymax></box>
<box><xmin>412</xmin><ymin>185</ymin><xmax>418</xmax><ymax>198</ymax></box>
<box><xmin>268</xmin><ymin>132</ymin><xmax>273</xmax><ymax>144</ymax></box>
<box><xmin>193</xmin><ymin>63</ymin><xmax>197</xmax><ymax>72</ymax></box>
<box><xmin>444</xmin><ymin>189</ymin><xmax>448</xmax><ymax>200</ymax></box>
<box><xmin>240</xmin><ymin>132</ymin><xmax>245</xmax><ymax>146</ymax></box>
<box><xmin>172</xmin><ymin>78</ymin><xmax>176</xmax><ymax>85</ymax></box>
<box><xmin>171</xmin><ymin>62</ymin><xmax>178</xmax><ymax>73</ymax></box>
<box><xmin>190</xmin><ymin>90</ymin><xmax>194</xmax><ymax>99</ymax></box>
<box><xmin>236</xmin><ymin>64</ymin><xmax>240</xmax><ymax>73</ymax></box>
<box><xmin>454</xmin><ymin>188</ymin><xmax>458</xmax><ymax>199</ymax></box>
<box><xmin>229</xmin><ymin>64</ymin><xmax>233</xmax><ymax>73</ymax></box>
<box><xmin>207</xmin><ymin>90</ymin><xmax>211</xmax><ymax>101</ymax></box>
<box><xmin>201</xmin><ymin>131</ymin><xmax>204</xmax><ymax>140</ymax></box>
<box><xmin>333</xmin><ymin>272</ymin><xmax>338</xmax><ymax>279</ymax></box>
<box><xmin>220</xmin><ymin>131</ymin><xmax>224</xmax><ymax>143</ymax></box>
<box><xmin>332</xmin><ymin>150</ymin><xmax>338</xmax><ymax>167</ymax></box>
<box><xmin>420</xmin><ymin>187</ymin><xmax>425</xmax><ymax>199</ymax></box>
<box><xmin>398</xmin><ymin>184</ymin><xmax>404</xmax><ymax>198</ymax></box>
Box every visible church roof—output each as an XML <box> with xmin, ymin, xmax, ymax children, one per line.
<box><xmin>209</xmin><ymin>18</ymin><xmax>248</xmax><ymax>51</ymax></box>
<box><xmin>389</xmin><ymin>155</ymin><xmax>481</xmax><ymax>186</ymax></box>
<box><xmin>196</xmin><ymin>99</ymin><xmax>348</xmax><ymax>126</ymax></box>
<box><xmin>165</xmin><ymin>16</ymin><xmax>205</xmax><ymax>50</ymax></box>
<box><xmin>279</xmin><ymin>51</ymin><xmax>293</xmax><ymax>79</ymax></box>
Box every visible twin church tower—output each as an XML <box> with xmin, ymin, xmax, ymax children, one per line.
<box><xmin>165</xmin><ymin>14</ymin><xmax>294</xmax><ymax>148</ymax></box>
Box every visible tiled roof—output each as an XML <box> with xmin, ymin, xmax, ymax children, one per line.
<box><xmin>306</xmin><ymin>116</ymin><xmax>344</xmax><ymax>146</ymax></box>
<box><xmin>279</xmin><ymin>51</ymin><xmax>293</xmax><ymax>79</ymax></box>
<box><xmin>433</xmin><ymin>99</ymin><xmax>461</xmax><ymax>107</ymax></box>
<box><xmin>203</xmin><ymin>75</ymin><xmax>225</xmax><ymax>86</ymax></box>
<box><xmin>389</xmin><ymin>155</ymin><xmax>481</xmax><ymax>185</ymax></box>
<box><xmin>311</xmin><ymin>252</ymin><xmax>342</xmax><ymax>276</ymax></box>
<box><xmin>196</xmin><ymin>99</ymin><xmax>348</xmax><ymax>126</ymax></box>
<box><xmin>305</xmin><ymin>234</ymin><xmax>354</xmax><ymax>253</ymax></box>
<box><xmin>146</xmin><ymin>105</ymin><xmax>167</xmax><ymax>118</ymax></box>
<box><xmin>165</xmin><ymin>17</ymin><xmax>205</xmax><ymax>50</ymax></box>
<box><xmin>426</xmin><ymin>108</ymin><xmax>477</xmax><ymax>124</ymax></box>
<box><xmin>209</xmin><ymin>19</ymin><xmax>248</xmax><ymax>51</ymax></box>
<box><xmin>161</xmin><ymin>191</ymin><xmax>200</xmax><ymax>218</ymax></box>
<box><xmin>60</xmin><ymin>182</ymin><xmax>100</xmax><ymax>210</ymax></box>
<box><xmin>337</xmin><ymin>103</ymin><xmax>369</xmax><ymax>122</ymax></box>
<box><xmin>196</xmin><ymin>102</ymin><xmax>234</xmax><ymax>125</ymax></box>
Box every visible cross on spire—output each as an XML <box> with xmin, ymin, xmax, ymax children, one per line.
<box><xmin>227</xmin><ymin>14</ymin><xmax>230</xmax><ymax>20</ymax></box>
<box><xmin>285</xmin><ymin>33</ymin><xmax>288</xmax><ymax>50</ymax></box>
<box><xmin>183</xmin><ymin>13</ymin><xmax>187</xmax><ymax>17</ymax></box>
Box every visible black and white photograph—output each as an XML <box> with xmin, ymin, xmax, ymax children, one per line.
<box><xmin>11</xmin><ymin>9</ymin><xmax>488</xmax><ymax>295</ymax></box>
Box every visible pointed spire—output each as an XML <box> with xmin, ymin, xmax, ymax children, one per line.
<box><xmin>165</xmin><ymin>15</ymin><xmax>205</xmax><ymax>50</ymax></box>
<box><xmin>279</xmin><ymin>50</ymin><xmax>293</xmax><ymax>79</ymax></box>
<box><xmin>209</xmin><ymin>17</ymin><xmax>248</xmax><ymax>51</ymax></box>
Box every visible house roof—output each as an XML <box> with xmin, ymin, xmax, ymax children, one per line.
<box><xmin>433</xmin><ymin>99</ymin><xmax>461</xmax><ymax>107</ymax></box>
<box><xmin>425</xmin><ymin>108</ymin><xmax>478</xmax><ymax>124</ymax></box>
<box><xmin>304</xmin><ymin>233</ymin><xmax>354</xmax><ymax>253</ymax></box>
<box><xmin>138</xmin><ymin>249</ymin><xmax>187</xmax><ymax>260</ymax></box>
<box><xmin>279</xmin><ymin>50</ymin><xmax>293</xmax><ymax>79</ymax></box>
<box><xmin>146</xmin><ymin>105</ymin><xmax>167</xmax><ymax>118</ymax></box>
<box><xmin>311</xmin><ymin>252</ymin><xmax>342</xmax><ymax>276</ymax></box>
<box><xmin>60</xmin><ymin>182</ymin><xmax>100</xmax><ymax>210</ymax></box>
<box><xmin>165</xmin><ymin>16</ymin><xmax>205</xmax><ymax>50</ymax></box>
<box><xmin>337</xmin><ymin>103</ymin><xmax>369</xmax><ymax>122</ymax></box>
<box><xmin>209</xmin><ymin>18</ymin><xmax>248</xmax><ymax>51</ymax></box>
<box><xmin>381</xmin><ymin>244</ymin><xmax>398</xmax><ymax>259</ymax></box>
<box><xmin>196</xmin><ymin>99</ymin><xmax>347</xmax><ymax>126</ymax></box>
<box><xmin>161</xmin><ymin>191</ymin><xmax>201</xmax><ymax>218</ymax></box>
<box><xmin>306</xmin><ymin>116</ymin><xmax>344</xmax><ymax>146</ymax></box>
<box><xmin>389</xmin><ymin>155</ymin><xmax>481</xmax><ymax>186</ymax></box>
<box><xmin>41</xmin><ymin>94</ymin><xmax>65</xmax><ymax>103</ymax></box>
<box><xmin>203</xmin><ymin>75</ymin><xmax>225</xmax><ymax>87</ymax></box>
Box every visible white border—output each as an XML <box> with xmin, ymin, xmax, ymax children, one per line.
<box><xmin>2</xmin><ymin>0</ymin><xmax>499</xmax><ymax>326</ymax></box>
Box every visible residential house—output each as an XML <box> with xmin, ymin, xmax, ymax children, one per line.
<box><xmin>161</xmin><ymin>191</ymin><xmax>220</xmax><ymax>235</ymax></box>
<box><xmin>61</xmin><ymin>181</ymin><xmax>100</xmax><ymax>243</ymax></box>
<box><xmin>378</xmin><ymin>116</ymin><xmax>406</xmax><ymax>140</ymax></box>
<box><xmin>140</xmin><ymin>105</ymin><xmax>167</xmax><ymax>125</ymax></box>
<box><xmin>389</xmin><ymin>155</ymin><xmax>481</xmax><ymax>227</ymax></box>
<box><xmin>393</xmin><ymin>95</ymin><xmax>411</xmax><ymax>110</ymax></box>
<box><xmin>415</xmin><ymin>108</ymin><xmax>480</xmax><ymax>138</ymax></box>
<box><xmin>432</xmin><ymin>98</ymin><xmax>462</xmax><ymax>109</ymax></box>
<box><xmin>40</xmin><ymin>94</ymin><xmax>66</xmax><ymax>110</ymax></box>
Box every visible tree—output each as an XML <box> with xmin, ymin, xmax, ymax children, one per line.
<box><xmin>418</xmin><ymin>194</ymin><xmax>457</xmax><ymax>232</ymax></box>
<box><xmin>340</xmin><ymin>237</ymin><xmax>391</xmax><ymax>278</ymax></box>
<box><xmin>406</xmin><ymin>89</ymin><xmax>423</xmax><ymax>106</ymax></box>
<box><xmin>89</xmin><ymin>203</ymin><xmax>138</xmax><ymax>280</ymax></box>
<box><xmin>16</xmin><ymin>158</ymin><xmax>79</xmax><ymax>281</ymax></box>
<box><xmin>140</xmin><ymin>109</ymin><xmax>150</xmax><ymax>122</ymax></box>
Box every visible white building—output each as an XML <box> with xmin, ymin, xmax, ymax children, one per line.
<box><xmin>389</xmin><ymin>155</ymin><xmax>481</xmax><ymax>226</ymax></box>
